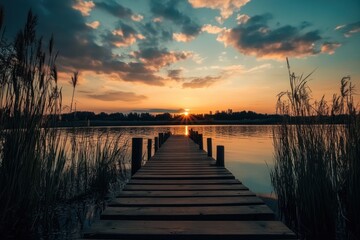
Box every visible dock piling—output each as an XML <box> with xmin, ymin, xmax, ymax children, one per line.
<box><xmin>131</xmin><ymin>138</ymin><xmax>143</xmax><ymax>176</ymax></box>
<box><xmin>199</xmin><ymin>134</ymin><xmax>203</xmax><ymax>150</ymax></box>
<box><xmin>207</xmin><ymin>138</ymin><xmax>212</xmax><ymax>157</ymax></box>
<box><xmin>147</xmin><ymin>139</ymin><xmax>152</xmax><ymax>161</ymax></box>
<box><xmin>216</xmin><ymin>145</ymin><xmax>225</xmax><ymax>167</ymax></box>
<box><xmin>159</xmin><ymin>133</ymin><xmax>164</xmax><ymax>147</ymax></box>
<box><xmin>154</xmin><ymin>137</ymin><xmax>159</xmax><ymax>152</ymax></box>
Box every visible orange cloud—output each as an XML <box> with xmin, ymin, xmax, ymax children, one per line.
<box><xmin>131</xmin><ymin>14</ymin><xmax>144</xmax><ymax>22</ymax></box>
<box><xmin>86</xmin><ymin>21</ymin><xmax>100</xmax><ymax>29</ymax></box>
<box><xmin>321</xmin><ymin>42</ymin><xmax>341</xmax><ymax>55</ymax></box>
<box><xmin>87</xmin><ymin>90</ymin><xmax>147</xmax><ymax>102</ymax></box>
<box><xmin>182</xmin><ymin>76</ymin><xmax>220</xmax><ymax>88</ymax></box>
<box><xmin>202</xmin><ymin>24</ymin><xmax>224</xmax><ymax>34</ymax></box>
<box><xmin>189</xmin><ymin>0</ymin><xmax>250</xmax><ymax>22</ymax></box>
<box><xmin>111</xmin><ymin>29</ymin><xmax>145</xmax><ymax>47</ymax></box>
<box><xmin>72</xmin><ymin>0</ymin><xmax>95</xmax><ymax>16</ymax></box>
<box><xmin>173</xmin><ymin>33</ymin><xmax>196</xmax><ymax>42</ymax></box>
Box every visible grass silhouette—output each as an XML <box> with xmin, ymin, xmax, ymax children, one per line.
<box><xmin>271</xmin><ymin>58</ymin><xmax>360</xmax><ymax>240</ymax></box>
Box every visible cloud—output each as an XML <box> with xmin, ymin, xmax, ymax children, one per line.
<box><xmin>321</xmin><ymin>42</ymin><xmax>341</xmax><ymax>55</ymax></box>
<box><xmin>236</xmin><ymin>14</ymin><xmax>249</xmax><ymax>24</ymax></box>
<box><xmin>131</xmin><ymin>14</ymin><xmax>144</xmax><ymax>22</ymax></box>
<box><xmin>192</xmin><ymin>53</ymin><xmax>206</xmax><ymax>64</ymax></box>
<box><xmin>132</xmin><ymin>108</ymin><xmax>185</xmax><ymax>113</ymax></box>
<box><xmin>217</xmin><ymin>14</ymin><xmax>337</xmax><ymax>60</ymax></box>
<box><xmin>72</xmin><ymin>0</ymin><xmax>95</xmax><ymax>16</ymax></box>
<box><xmin>335</xmin><ymin>21</ymin><xmax>360</xmax><ymax>38</ymax></box>
<box><xmin>189</xmin><ymin>0</ymin><xmax>250</xmax><ymax>22</ymax></box>
<box><xmin>96</xmin><ymin>1</ymin><xmax>133</xmax><ymax>19</ymax></box>
<box><xmin>0</xmin><ymin>0</ymin><xmax>196</xmax><ymax>87</ymax></box>
<box><xmin>202</xmin><ymin>24</ymin><xmax>224</xmax><ymax>34</ymax></box>
<box><xmin>87</xmin><ymin>91</ymin><xmax>147</xmax><ymax>102</ymax></box>
<box><xmin>182</xmin><ymin>76</ymin><xmax>220</xmax><ymax>88</ymax></box>
<box><xmin>133</xmin><ymin>47</ymin><xmax>192</xmax><ymax>71</ymax></box>
<box><xmin>150</xmin><ymin>0</ymin><xmax>202</xmax><ymax>41</ymax></box>
<box><xmin>153</xmin><ymin>17</ymin><xmax>162</xmax><ymax>23</ymax></box>
<box><xmin>86</xmin><ymin>20</ymin><xmax>100</xmax><ymax>29</ymax></box>
<box><xmin>167</xmin><ymin>69</ymin><xmax>183</xmax><ymax>81</ymax></box>
<box><xmin>104</xmin><ymin>23</ymin><xmax>145</xmax><ymax>47</ymax></box>
<box><xmin>173</xmin><ymin>32</ymin><xmax>196</xmax><ymax>42</ymax></box>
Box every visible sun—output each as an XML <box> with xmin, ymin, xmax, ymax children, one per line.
<box><xmin>183</xmin><ymin>109</ymin><xmax>190</xmax><ymax>117</ymax></box>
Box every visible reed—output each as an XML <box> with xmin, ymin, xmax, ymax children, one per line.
<box><xmin>0</xmin><ymin>8</ymin><xmax>129</xmax><ymax>238</ymax></box>
<box><xmin>271</xmin><ymin>58</ymin><xmax>359</xmax><ymax>240</ymax></box>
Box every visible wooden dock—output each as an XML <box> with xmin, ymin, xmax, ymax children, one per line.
<box><xmin>84</xmin><ymin>135</ymin><xmax>296</xmax><ymax>239</ymax></box>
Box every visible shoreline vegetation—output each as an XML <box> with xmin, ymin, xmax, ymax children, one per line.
<box><xmin>0</xmin><ymin>9</ymin><xmax>130</xmax><ymax>239</ymax></box>
<box><xmin>271</xmin><ymin>59</ymin><xmax>359</xmax><ymax>240</ymax></box>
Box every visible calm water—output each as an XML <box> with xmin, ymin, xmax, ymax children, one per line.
<box><xmin>69</xmin><ymin>125</ymin><xmax>275</xmax><ymax>195</ymax></box>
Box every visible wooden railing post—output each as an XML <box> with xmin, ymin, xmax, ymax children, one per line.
<box><xmin>194</xmin><ymin>131</ymin><xmax>198</xmax><ymax>144</ymax></box>
<box><xmin>159</xmin><ymin>133</ymin><xmax>164</xmax><ymax>147</ymax></box>
<box><xmin>216</xmin><ymin>145</ymin><xmax>224</xmax><ymax>167</ymax></box>
<box><xmin>131</xmin><ymin>138</ymin><xmax>143</xmax><ymax>176</ymax></box>
<box><xmin>154</xmin><ymin>137</ymin><xmax>159</xmax><ymax>152</ymax></box>
<box><xmin>199</xmin><ymin>134</ymin><xmax>203</xmax><ymax>150</ymax></box>
<box><xmin>207</xmin><ymin>138</ymin><xmax>212</xmax><ymax>157</ymax></box>
<box><xmin>147</xmin><ymin>139</ymin><xmax>152</xmax><ymax>161</ymax></box>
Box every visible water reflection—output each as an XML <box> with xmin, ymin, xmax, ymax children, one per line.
<box><xmin>63</xmin><ymin>125</ymin><xmax>275</xmax><ymax>194</ymax></box>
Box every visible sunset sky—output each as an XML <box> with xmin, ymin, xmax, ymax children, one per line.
<box><xmin>2</xmin><ymin>0</ymin><xmax>359</xmax><ymax>114</ymax></box>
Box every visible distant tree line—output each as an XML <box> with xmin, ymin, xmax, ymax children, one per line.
<box><xmin>53</xmin><ymin>110</ymin><xmax>355</xmax><ymax>126</ymax></box>
<box><xmin>59</xmin><ymin>110</ymin><xmax>281</xmax><ymax>122</ymax></box>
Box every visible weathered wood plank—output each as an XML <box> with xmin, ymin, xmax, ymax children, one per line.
<box><xmin>108</xmin><ymin>196</ymin><xmax>264</xmax><ymax>207</ymax></box>
<box><xmin>127</xmin><ymin>179</ymin><xmax>242</xmax><ymax>185</ymax></box>
<box><xmin>124</xmin><ymin>184</ymin><xmax>248</xmax><ymax>191</ymax></box>
<box><xmin>131</xmin><ymin>174</ymin><xmax>235</xmax><ymax>180</ymax></box>
<box><xmin>136</xmin><ymin>172</ymin><xmax>232</xmax><ymax>175</ymax></box>
<box><xmin>83</xmin><ymin>220</ymin><xmax>296</xmax><ymax>239</ymax></box>
<box><xmin>101</xmin><ymin>205</ymin><xmax>274</xmax><ymax>220</ymax></box>
<box><xmin>137</xmin><ymin>169</ymin><xmax>230</xmax><ymax>173</ymax></box>
<box><xmin>117</xmin><ymin>190</ymin><xmax>255</xmax><ymax>197</ymax></box>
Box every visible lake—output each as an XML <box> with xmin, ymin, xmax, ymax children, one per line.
<box><xmin>69</xmin><ymin>125</ymin><xmax>275</xmax><ymax>195</ymax></box>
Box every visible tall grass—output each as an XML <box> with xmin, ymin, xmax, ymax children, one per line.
<box><xmin>271</xmin><ymin>58</ymin><xmax>359</xmax><ymax>240</ymax></box>
<box><xmin>0</xmin><ymin>8</ymin><xmax>129</xmax><ymax>239</ymax></box>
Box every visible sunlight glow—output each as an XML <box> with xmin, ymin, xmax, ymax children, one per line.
<box><xmin>183</xmin><ymin>109</ymin><xmax>190</xmax><ymax>117</ymax></box>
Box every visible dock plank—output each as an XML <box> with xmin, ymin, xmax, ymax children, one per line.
<box><xmin>117</xmin><ymin>190</ymin><xmax>255</xmax><ymax>197</ymax></box>
<box><xmin>124</xmin><ymin>184</ymin><xmax>248</xmax><ymax>191</ymax></box>
<box><xmin>108</xmin><ymin>196</ymin><xmax>264</xmax><ymax>207</ymax></box>
<box><xmin>127</xmin><ymin>179</ymin><xmax>242</xmax><ymax>185</ymax></box>
<box><xmin>84</xmin><ymin>220</ymin><xmax>296</xmax><ymax>240</ymax></box>
<box><xmin>132</xmin><ymin>174</ymin><xmax>235</xmax><ymax>180</ymax></box>
<box><xmin>101</xmin><ymin>205</ymin><xmax>275</xmax><ymax>220</ymax></box>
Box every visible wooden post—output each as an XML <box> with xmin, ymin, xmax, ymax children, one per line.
<box><xmin>131</xmin><ymin>138</ymin><xmax>143</xmax><ymax>176</ymax></box>
<box><xmin>199</xmin><ymin>134</ymin><xmax>203</xmax><ymax>150</ymax></box>
<box><xmin>207</xmin><ymin>138</ymin><xmax>212</xmax><ymax>157</ymax></box>
<box><xmin>147</xmin><ymin>139</ymin><xmax>152</xmax><ymax>161</ymax></box>
<box><xmin>159</xmin><ymin>133</ymin><xmax>164</xmax><ymax>147</ymax></box>
<box><xmin>216</xmin><ymin>145</ymin><xmax>224</xmax><ymax>167</ymax></box>
<box><xmin>154</xmin><ymin>137</ymin><xmax>159</xmax><ymax>152</ymax></box>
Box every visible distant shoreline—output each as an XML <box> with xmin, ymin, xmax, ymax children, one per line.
<box><xmin>53</xmin><ymin>119</ymin><xmax>281</xmax><ymax>127</ymax></box>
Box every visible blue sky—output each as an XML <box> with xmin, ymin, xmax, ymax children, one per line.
<box><xmin>1</xmin><ymin>0</ymin><xmax>359</xmax><ymax>113</ymax></box>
